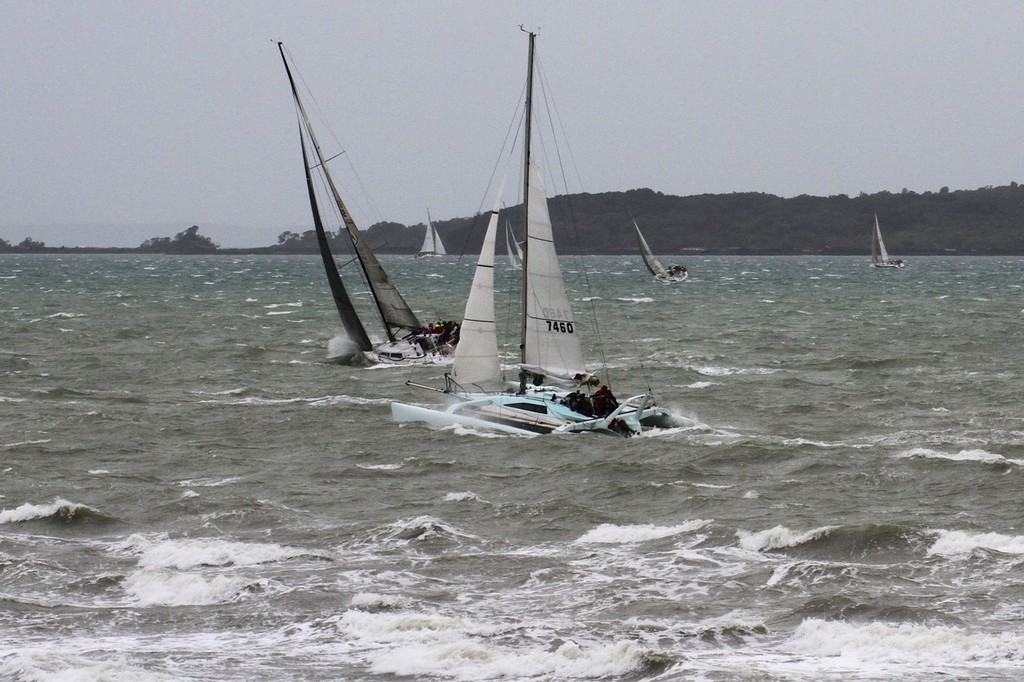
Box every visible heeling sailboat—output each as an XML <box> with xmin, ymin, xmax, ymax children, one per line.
<box><xmin>505</xmin><ymin>219</ymin><xmax>523</xmax><ymax>270</ymax></box>
<box><xmin>870</xmin><ymin>214</ymin><xmax>906</xmax><ymax>268</ymax></box>
<box><xmin>278</xmin><ymin>43</ymin><xmax>455</xmax><ymax>363</ymax></box>
<box><xmin>634</xmin><ymin>218</ymin><xmax>687</xmax><ymax>283</ymax></box>
<box><xmin>416</xmin><ymin>210</ymin><xmax>446</xmax><ymax>259</ymax></box>
<box><xmin>391</xmin><ymin>30</ymin><xmax>673</xmax><ymax>437</ymax></box>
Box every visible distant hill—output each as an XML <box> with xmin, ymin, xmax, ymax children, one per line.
<box><xmin>424</xmin><ymin>183</ymin><xmax>1024</xmax><ymax>256</ymax></box>
<box><xmin>3</xmin><ymin>183</ymin><xmax>1022</xmax><ymax>255</ymax></box>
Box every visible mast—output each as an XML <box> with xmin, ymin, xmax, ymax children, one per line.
<box><xmin>278</xmin><ymin>43</ymin><xmax>373</xmax><ymax>352</ymax></box>
<box><xmin>518</xmin><ymin>28</ymin><xmax>536</xmax><ymax>393</ymax></box>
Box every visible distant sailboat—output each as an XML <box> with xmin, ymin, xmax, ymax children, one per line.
<box><xmin>416</xmin><ymin>210</ymin><xmax>446</xmax><ymax>259</ymax></box>
<box><xmin>505</xmin><ymin>219</ymin><xmax>523</xmax><ymax>269</ymax></box>
<box><xmin>391</xmin><ymin>30</ymin><xmax>673</xmax><ymax>437</ymax></box>
<box><xmin>634</xmin><ymin>219</ymin><xmax>687</xmax><ymax>283</ymax></box>
<box><xmin>870</xmin><ymin>214</ymin><xmax>906</xmax><ymax>268</ymax></box>
<box><xmin>278</xmin><ymin>43</ymin><xmax>456</xmax><ymax>363</ymax></box>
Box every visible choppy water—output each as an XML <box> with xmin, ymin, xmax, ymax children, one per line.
<box><xmin>2</xmin><ymin>253</ymin><xmax>1023</xmax><ymax>680</ymax></box>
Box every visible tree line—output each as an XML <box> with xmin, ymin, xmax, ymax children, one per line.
<box><xmin>3</xmin><ymin>183</ymin><xmax>1022</xmax><ymax>255</ymax></box>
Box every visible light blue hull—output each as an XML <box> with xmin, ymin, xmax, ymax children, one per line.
<box><xmin>391</xmin><ymin>391</ymin><xmax>672</xmax><ymax>438</ymax></box>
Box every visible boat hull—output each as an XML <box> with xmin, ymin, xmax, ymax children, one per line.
<box><xmin>370</xmin><ymin>336</ymin><xmax>453</xmax><ymax>364</ymax></box>
<box><xmin>392</xmin><ymin>391</ymin><xmax>672</xmax><ymax>437</ymax></box>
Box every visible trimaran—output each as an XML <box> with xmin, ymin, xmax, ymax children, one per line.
<box><xmin>278</xmin><ymin>43</ymin><xmax>456</xmax><ymax>363</ymax></box>
<box><xmin>391</xmin><ymin>30</ymin><xmax>673</xmax><ymax>437</ymax></box>
<box><xmin>870</xmin><ymin>214</ymin><xmax>906</xmax><ymax>268</ymax></box>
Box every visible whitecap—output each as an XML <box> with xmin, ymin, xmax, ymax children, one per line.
<box><xmin>927</xmin><ymin>529</ymin><xmax>1024</xmax><ymax>557</ymax></box>
<box><xmin>737</xmin><ymin>525</ymin><xmax>836</xmax><ymax>552</ymax></box>
<box><xmin>444</xmin><ymin>491</ymin><xmax>486</xmax><ymax>503</ymax></box>
<box><xmin>338</xmin><ymin>610</ymin><xmax>652</xmax><ymax>680</ymax></box>
<box><xmin>0</xmin><ymin>651</ymin><xmax>179</xmax><ymax>682</ymax></box>
<box><xmin>0</xmin><ymin>498</ymin><xmax>92</xmax><ymax>525</ymax></box>
<box><xmin>899</xmin><ymin>447</ymin><xmax>1022</xmax><ymax>466</ymax></box>
<box><xmin>786</xmin><ymin>618</ymin><xmax>1024</xmax><ymax>666</ymax></box>
<box><xmin>350</xmin><ymin>592</ymin><xmax>412</xmax><ymax>610</ymax></box>
<box><xmin>575</xmin><ymin>520</ymin><xmax>709</xmax><ymax>544</ymax></box>
<box><xmin>124</xmin><ymin>567</ymin><xmax>252</xmax><ymax>606</ymax></box>
<box><xmin>4</xmin><ymin>437</ymin><xmax>49</xmax><ymax>447</ymax></box>
<box><xmin>126</xmin><ymin>536</ymin><xmax>320</xmax><ymax>570</ymax></box>
<box><xmin>177</xmin><ymin>476</ymin><xmax>241</xmax><ymax>488</ymax></box>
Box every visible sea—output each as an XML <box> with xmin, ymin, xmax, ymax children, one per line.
<box><xmin>2</xmin><ymin>253</ymin><xmax>1023</xmax><ymax>681</ymax></box>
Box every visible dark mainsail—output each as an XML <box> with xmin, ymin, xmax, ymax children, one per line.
<box><xmin>278</xmin><ymin>42</ymin><xmax>422</xmax><ymax>346</ymax></box>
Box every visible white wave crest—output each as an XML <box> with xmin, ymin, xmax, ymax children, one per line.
<box><xmin>737</xmin><ymin>525</ymin><xmax>836</xmax><ymax>552</ymax></box>
<box><xmin>381</xmin><ymin>515</ymin><xmax>478</xmax><ymax>542</ymax></box>
<box><xmin>339</xmin><ymin>610</ymin><xmax>652</xmax><ymax>679</ymax></box>
<box><xmin>787</xmin><ymin>618</ymin><xmax>1024</xmax><ymax>665</ymax></box>
<box><xmin>899</xmin><ymin>447</ymin><xmax>1023</xmax><ymax>466</ymax></box>
<box><xmin>0</xmin><ymin>498</ymin><xmax>91</xmax><ymax>524</ymax></box>
<box><xmin>692</xmin><ymin>365</ymin><xmax>776</xmax><ymax>377</ymax></box>
<box><xmin>444</xmin><ymin>491</ymin><xmax>486</xmax><ymax>503</ymax></box>
<box><xmin>125</xmin><ymin>536</ymin><xmax>319</xmax><ymax>570</ymax></box>
<box><xmin>576</xmin><ymin>520</ymin><xmax>709</xmax><ymax>544</ymax></box>
<box><xmin>928</xmin><ymin>529</ymin><xmax>1024</xmax><ymax>557</ymax></box>
<box><xmin>124</xmin><ymin>568</ymin><xmax>251</xmax><ymax>606</ymax></box>
<box><xmin>350</xmin><ymin>592</ymin><xmax>412</xmax><ymax>610</ymax></box>
<box><xmin>0</xmin><ymin>651</ymin><xmax>179</xmax><ymax>682</ymax></box>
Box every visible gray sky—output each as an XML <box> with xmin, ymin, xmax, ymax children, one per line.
<box><xmin>2</xmin><ymin>0</ymin><xmax>1022</xmax><ymax>247</ymax></box>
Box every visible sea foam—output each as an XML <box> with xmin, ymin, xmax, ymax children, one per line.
<box><xmin>787</xmin><ymin>618</ymin><xmax>1024</xmax><ymax>666</ymax></box>
<box><xmin>129</xmin><ymin>536</ymin><xmax>319</xmax><ymax>570</ymax></box>
<box><xmin>576</xmin><ymin>520</ymin><xmax>709</xmax><ymax>544</ymax></box>
<box><xmin>927</xmin><ymin>529</ymin><xmax>1024</xmax><ymax>557</ymax></box>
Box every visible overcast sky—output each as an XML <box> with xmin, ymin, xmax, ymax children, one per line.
<box><xmin>2</xmin><ymin>0</ymin><xmax>1022</xmax><ymax>247</ymax></box>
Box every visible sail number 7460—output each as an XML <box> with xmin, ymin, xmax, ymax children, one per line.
<box><xmin>545</xmin><ymin>320</ymin><xmax>574</xmax><ymax>334</ymax></box>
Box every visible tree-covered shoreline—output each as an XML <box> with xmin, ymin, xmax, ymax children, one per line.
<box><xmin>3</xmin><ymin>183</ymin><xmax>1022</xmax><ymax>255</ymax></box>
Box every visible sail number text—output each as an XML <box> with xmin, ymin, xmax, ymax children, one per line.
<box><xmin>545</xmin><ymin>320</ymin><xmax>574</xmax><ymax>334</ymax></box>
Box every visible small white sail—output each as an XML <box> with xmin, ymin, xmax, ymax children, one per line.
<box><xmin>417</xmin><ymin>211</ymin><xmax>446</xmax><ymax>258</ymax></box>
<box><xmin>506</xmin><ymin>220</ymin><xmax>523</xmax><ymax>269</ymax></box>
<box><xmin>451</xmin><ymin>196</ymin><xmax>502</xmax><ymax>387</ymax></box>
<box><xmin>874</xmin><ymin>215</ymin><xmax>890</xmax><ymax>263</ymax></box>
<box><xmin>871</xmin><ymin>214</ymin><xmax>905</xmax><ymax>268</ymax></box>
<box><xmin>634</xmin><ymin>220</ymin><xmax>670</xmax><ymax>278</ymax></box>
<box><xmin>521</xmin><ymin>161</ymin><xmax>587</xmax><ymax>382</ymax></box>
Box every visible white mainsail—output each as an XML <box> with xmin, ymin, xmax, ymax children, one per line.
<box><xmin>521</xmin><ymin>161</ymin><xmax>587</xmax><ymax>383</ymax></box>
<box><xmin>634</xmin><ymin>220</ymin><xmax>670</xmax><ymax>278</ymax></box>
<box><xmin>874</xmin><ymin>215</ymin><xmax>890</xmax><ymax>263</ymax></box>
